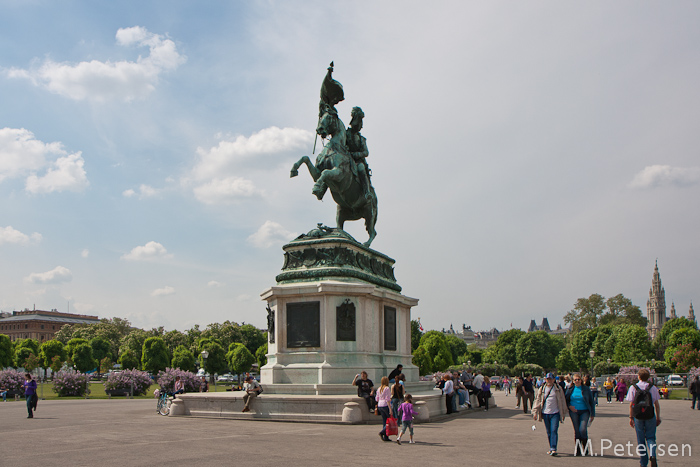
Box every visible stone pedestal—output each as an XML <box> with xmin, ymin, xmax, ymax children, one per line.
<box><xmin>260</xmin><ymin>227</ymin><xmax>419</xmax><ymax>387</ymax></box>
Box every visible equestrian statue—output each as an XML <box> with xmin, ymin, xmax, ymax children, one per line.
<box><xmin>290</xmin><ymin>62</ymin><xmax>378</xmax><ymax>247</ymax></box>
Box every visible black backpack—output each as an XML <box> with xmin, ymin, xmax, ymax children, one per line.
<box><xmin>632</xmin><ymin>383</ymin><xmax>655</xmax><ymax>420</ymax></box>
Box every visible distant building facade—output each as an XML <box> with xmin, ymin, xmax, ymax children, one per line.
<box><xmin>527</xmin><ymin>318</ymin><xmax>568</xmax><ymax>336</ymax></box>
<box><xmin>443</xmin><ymin>324</ymin><xmax>500</xmax><ymax>349</ymax></box>
<box><xmin>0</xmin><ymin>309</ymin><xmax>100</xmax><ymax>342</ymax></box>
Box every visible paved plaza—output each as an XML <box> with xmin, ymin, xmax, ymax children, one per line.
<box><xmin>1</xmin><ymin>391</ymin><xmax>698</xmax><ymax>466</ymax></box>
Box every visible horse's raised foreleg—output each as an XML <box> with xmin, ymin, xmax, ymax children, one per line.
<box><xmin>313</xmin><ymin>166</ymin><xmax>341</xmax><ymax>200</ymax></box>
<box><xmin>290</xmin><ymin>156</ymin><xmax>321</xmax><ymax>181</ymax></box>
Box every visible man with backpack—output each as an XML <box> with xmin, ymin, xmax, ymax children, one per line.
<box><xmin>626</xmin><ymin>369</ymin><xmax>661</xmax><ymax>467</ymax></box>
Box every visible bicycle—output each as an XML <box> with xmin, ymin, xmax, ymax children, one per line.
<box><xmin>156</xmin><ymin>389</ymin><xmax>171</xmax><ymax>416</ymax></box>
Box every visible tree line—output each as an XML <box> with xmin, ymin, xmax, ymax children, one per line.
<box><xmin>411</xmin><ymin>293</ymin><xmax>700</xmax><ymax>375</ymax></box>
<box><xmin>0</xmin><ymin>317</ymin><xmax>269</xmax><ymax>378</ymax></box>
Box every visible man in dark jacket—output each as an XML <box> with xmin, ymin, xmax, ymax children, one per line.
<box><xmin>522</xmin><ymin>374</ymin><xmax>535</xmax><ymax>413</ymax></box>
<box><xmin>691</xmin><ymin>376</ymin><xmax>700</xmax><ymax>410</ymax></box>
<box><xmin>387</xmin><ymin>365</ymin><xmax>403</xmax><ymax>381</ymax></box>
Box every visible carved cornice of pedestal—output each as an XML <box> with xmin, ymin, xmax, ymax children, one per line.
<box><xmin>275</xmin><ymin>226</ymin><xmax>401</xmax><ymax>292</ymax></box>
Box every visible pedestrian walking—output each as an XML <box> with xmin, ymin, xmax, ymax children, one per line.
<box><xmin>532</xmin><ymin>373</ymin><xmax>567</xmax><ymax>456</ymax></box>
<box><xmin>690</xmin><ymin>376</ymin><xmax>700</xmax><ymax>410</ymax></box>
<box><xmin>626</xmin><ymin>368</ymin><xmax>661</xmax><ymax>467</ymax></box>
<box><xmin>396</xmin><ymin>393</ymin><xmax>417</xmax><ymax>445</ymax></box>
<box><xmin>590</xmin><ymin>377</ymin><xmax>599</xmax><ymax>406</ymax></box>
<box><xmin>616</xmin><ymin>379</ymin><xmax>628</xmax><ymax>403</ymax></box>
<box><xmin>23</xmin><ymin>373</ymin><xmax>37</xmax><ymax>419</ymax></box>
<box><xmin>375</xmin><ymin>376</ymin><xmax>393</xmax><ymax>441</ymax></box>
<box><xmin>604</xmin><ymin>377</ymin><xmax>615</xmax><ymax>403</ymax></box>
<box><xmin>565</xmin><ymin>373</ymin><xmax>596</xmax><ymax>456</ymax></box>
<box><xmin>515</xmin><ymin>376</ymin><xmax>524</xmax><ymax>409</ymax></box>
<box><xmin>522</xmin><ymin>374</ymin><xmax>535</xmax><ymax>414</ymax></box>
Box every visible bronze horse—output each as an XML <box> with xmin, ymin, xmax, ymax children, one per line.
<box><xmin>290</xmin><ymin>109</ymin><xmax>378</xmax><ymax>247</ymax></box>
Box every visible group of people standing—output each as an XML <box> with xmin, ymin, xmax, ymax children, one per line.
<box><xmin>353</xmin><ymin>365</ymin><xmax>417</xmax><ymax>444</ymax></box>
<box><xmin>603</xmin><ymin>376</ymin><xmax>631</xmax><ymax>403</ymax></box>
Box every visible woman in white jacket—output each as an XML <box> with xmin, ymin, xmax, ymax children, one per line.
<box><xmin>532</xmin><ymin>373</ymin><xmax>568</xmax><ymax>456</ymax></box>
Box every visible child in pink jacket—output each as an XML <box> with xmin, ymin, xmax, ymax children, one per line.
<box><xmin>396</xmin><ymin>393</ymin><xmax>417</xmax><ymax>444</ymax></box>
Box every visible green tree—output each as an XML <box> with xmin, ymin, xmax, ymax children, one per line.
<box><xmin>653</xmin><ymin>317</ymin><xmax>698</xmax><ymax>358</ymax></box>
<box><xmin>487</xmin><ymin>329</ymin><xmax>526</xmax><ymax>367</ymax></box>
<box><xmin>412</xmin><ymin>346</ymin><xmax>432</xmax><ymax>375</ymax></box>
<box><xmin>72</xmin><ymin>343</ymin><xmax>96</xmax><ymax>372</ymax></box>
<box><xmin>171</xmin><ymin>345</ymin><xmax>196</xmax><ymax>372</ymax></box>
<box><xmin>50</xmin><ymin>355</ymin><xmax>64</xmax><ymax>375</ymax></box>
<box><xmin>119</xmin><ymin>329</ymin><xmax>149</xmax><ymax>366</ymax></box>
<box><xmin>564</xmin><ymin>293</ymin><xmax>607</xmax><ymax>333</ymax></box>
<box><xmin>444</xmin><ymin>334</ymin><xmax>468</xmax><ymax>364</ymax></box>
<box><xmin>65</xmin><ymin>337</ymin><xmax>89</xmax><ymax>359</ymax></box>
<box><xmin>418</xmin><ymin>331</ymin><xmax>453</xmax><ymax>369</ymax></box>
<box><xmin>90</xmin><ymin>337</ymin><xmax>112</xmax><ymax>376</ymax></box>
<box><xmin>570</xmin><ymin>328</ymin><xmax>599</xmax><ymax>370</ymax></box>
<box><xmin>163</xmin><ymin>329</ymin><xmax>189</xmax><ymax>356</ymax></box>
<box><xmin>0</xmin><ymin>334</ymin><xmax>13</xmax><ymax>368</ymax></box>
<box><xmin>100</xmin><ymin>356</ymin><xmax>112</xmax><ymax>374</ymax></box>
<box><xmin>667</xmin><ymin>328</ymin><xmax>700</xmax><ymax>349</ymax></box>
<box><xmin>600</xmin><ymin>294</ymin><xmax>647</xmax><ymax>327</ymax></box>
<box><xmin>240</xmin><ymin>324</ymin><xmax>266</xmax><ymax>355</ymax></box>
<box><xmin>515</xmin><ymin>331</ymin><xmax>562</xmax><ymax>369</ymax></box>
<box><xmin>227</xmin><ymin>343</ymin><xmax>255</xmax><ymax>380</ymax></box>
<box><xmin>460</xmin><ymin>343</ymin><xmax>483</xmax><ymax>366</ymax></box>
<box><xmin>40</xmin><ymin>340</ymin><xmax>66</xmax><ymax>371</ymax></box>
<box><xmin>198</xmin><ymin>338</ymin><xmax>228</xmax><ymax>375</ymax></box>
<box><xmin>14</xmin><ymin>338</ymin><xmax>40</xmax><ymax>358</ymax></box>
<box><xmin>555</xmin><ymin>347</ymin><xmax>577</xmax><ymax>373</ymax></box>
<box><xmin>410</xmin><ymin>320</ymin><xmax>423</xmax><ymax>352</ymax></box>
<box><xmin>141</xmin><ymin>337</ymin><xmax>170</xmax><ymax>373</ymax></box>
<box><xmin>118</xmin><ymin>349</ymin><xmax>140</xmax><ymax>370</ymax></box>
<box><xmin>612</xmin><ymin>325</ymin><xmax>653</xmax><ymax>363</ymax></box>
<box><xmin>201</xmin><ymin>321</ymin><xmax>243</xmax><ymax>353</ymax></box>
<box><xmin>255</xmin><ymin>343</ymin><xmax>268</xmax><ymax>370</ymax></box>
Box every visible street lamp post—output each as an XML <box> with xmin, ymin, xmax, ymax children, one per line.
<box><xmin>200</xmin><ymin>350</ymin><xmax>209</xmax><ymax>387</ymax></box>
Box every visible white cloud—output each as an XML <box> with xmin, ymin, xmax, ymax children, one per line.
<box><xmin>207</xmin><ymin>280</ymin><xmax>223</xmax><ymax>287</ymax></box>
<box><xmin>72</xmin><ymin>302</ymin><xmax>95</xmax><ymax>313</ymax></box>
<box><xmin>81</xmin><ymin>249</ymin><xmax>89</xmax><ymax>258</ymax></box>
<box><xmin>25</xmin><ymin>266</ymin><xmax>72</xmax><ymax>284</ymax></box>
<box><xmin>151</xmin><ymin>286</ymin><xmax>175</xmax><ymax>297</ymax></box>
<box><xmin>192</xmin><ymin>177</ymin><xmax>261</xmax><ymax>205</ymax></box>
<box><xmin>629</xmin><ymin>165</ymin><xmax>700</xmax><ymax>189</ymax></box>
<box><xmin>247</xmin><ymin>220</ymin><xmax>296</xmax><ymax>249</ymax></box>
<box><xmin>25</xmin><ymin>152</ymin><xmax>89</xmax><ymax>193</ymax></box>
<box><xmin>7</xmin><ymin>26</ymin><xmax>185</xmax><ymax>102</ymax></box>
<box><xmin>0</xmin><ymin>128</ymin><xmax>88</xmax><ymax>192</ymax></box>
<box><xmin>123</xmin><ymin>184</ymin><xmax>159</xmax><ymax>199</ymax></box>
<box><xmin>0</xmin><ymin>226</ymin><xmax>42</xmax><ymax>245</ymax></box>
<box><xmin>186</xmin><ymin>127</ymin><xmax>313</xmax><ymax>205</ymax></box>
<box><xmin>191</xmin><ymin>127</ymin><xmax>313</xmax><ymax>181</ymax></box>
<box><xmin>121</xmin><ymin>241</ymin><xmax>173</xmax><ymax>261</ymax></box>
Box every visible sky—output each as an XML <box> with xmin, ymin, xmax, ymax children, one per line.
<box><xmin>1</xmin><ymin>1</ymin><xmax>699</xmax><ymax>334</ymax></box>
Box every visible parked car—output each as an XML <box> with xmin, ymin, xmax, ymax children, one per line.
<box><xmin>217</xmin><ymin>374</ymin><xmax>234</xmax><ymax>383</ymax></box>
<box><xmin>666</xmin><ymin>375</ymin><xmax>684</xmax><ymax>386</ymax></box>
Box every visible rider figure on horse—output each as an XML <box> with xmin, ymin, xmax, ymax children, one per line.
<box><xmin>346</xmin><ymin>106</ymin><xmax>372</xmax><ymax>201</ymax></box>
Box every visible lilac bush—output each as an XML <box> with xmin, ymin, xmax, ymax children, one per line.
<box><xmin>103</xmin><ymin>369</ymin><xmax>152</xmax><ymax>396</ymax></box>
<box><xmin>52</xmin><ymin>370</ymin><xmax>90</xmax><ymax>397</ymax></box>
<box><xmin>616</xmin><ymin>366</ymin><xmax>655</xmax><ymax>386</ymax></box>
<box><xmin>157</xmin><ymin>368</ymin><xmax>202</xmax><ymax>393</ymax></box>
<box><xmin>0</xmin><ymin>369</ymin><xmax>25</xmax><ymax>392</ymax></box>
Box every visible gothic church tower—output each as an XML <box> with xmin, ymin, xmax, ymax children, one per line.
<box><xmin>646</xmin><ymin>260</ymin><xmax>667</xmax><ymax>339</ymax></box>
<box><xmin>690</xmin><ymin>302</ymin><xmax>696</xmax><ymax>324</ymax></box>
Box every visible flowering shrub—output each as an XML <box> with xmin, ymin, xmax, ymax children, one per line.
<box><xmin>52</xmin><ymin>370</ymin><xmax>90</xmax><ymax>397</ymax></box>
<box><xmin>156</xmin><ymin>368</ymin><xmax>202</xmax><ymax>393</ymax></box>
<box><xmin>689</xmin><ymin>367</ymin><xmax>700</xmax><ymax>380</ymax></box>
<box><xmin>103</xmin><ymin>369</ymin><xmax>152</xmax><ymax>396</ymax></box>
<box><xmin>0</xmin><ymin>369</ymin><xmax>25</xmax><ymax>392</ymax></box>
<box><xmin>616</xmin><ymin>366</ymin><xmax>655</xmax><ymax>386</ymax></box>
